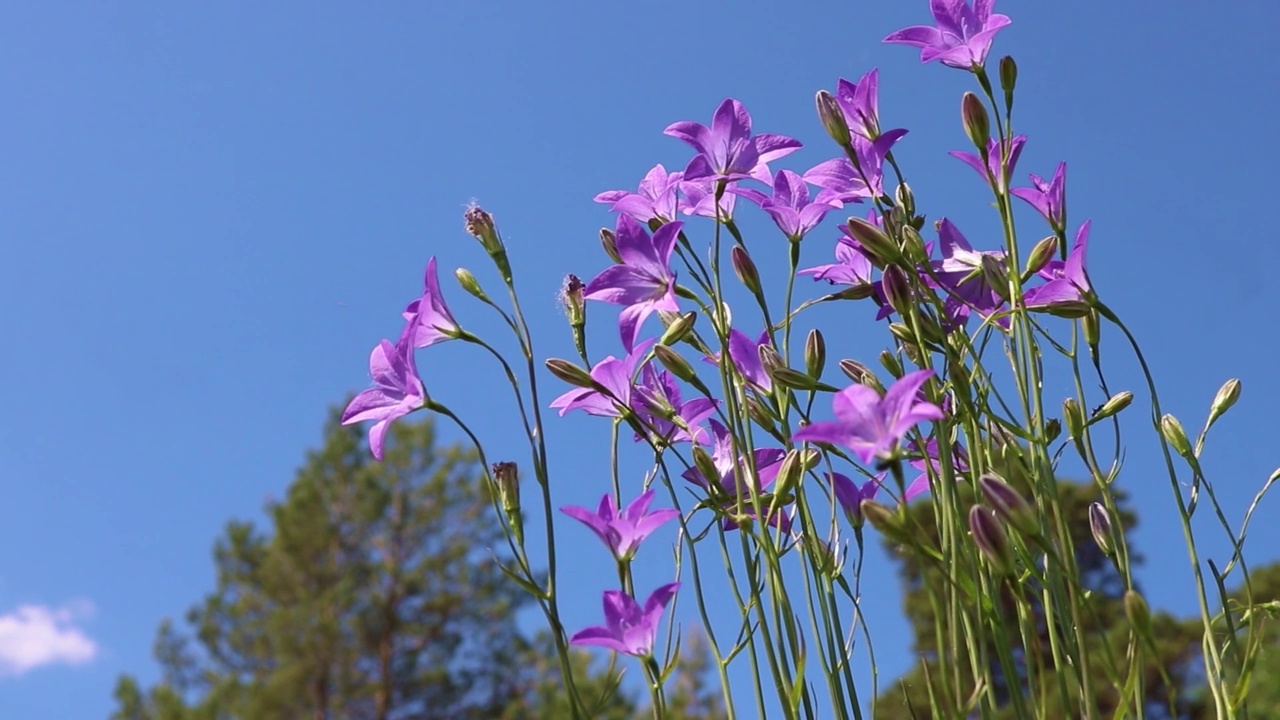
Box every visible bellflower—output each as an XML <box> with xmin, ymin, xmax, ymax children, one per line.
<box><xmin>631</xmin><ymin>365</ymin><xmax>717</xmax><ymax>444</ymax></box>
<box><xmin>1025</xmin><ymin>220</ymin><xmax>1093</xmax><ymax>314</ymax></box>
<box><xmin>805</xmin><ymin>131</ymin><xmax>905</xmax><ymax>203</ymax></box>
<box><xmin>884</xmin><ymin>0</ymin><xmax>1012</xmax><ymax>69</ymax></box>
<box><xmin>664</xmin><ymin>98</ymin><xmax>801</xmax><ymax>185</ymax></box>
<box><xmin>831</xmin><ymin>472</ymin><xmax>882</xmax><ymax>528</ymax></box>
<box><xmin>571</xmin><ymin>583</ymin><xmax>680</xmax><ymax>658</ymax></box>
<box><xmin>733</xmin><ymin>169</ymin><xmax>840</xmax><ymax>241</ymax></box>
<box><xmin>794</xmin><ymin>369</ymin><xmax>944</xmax><ymax>464</ymax></box>
<box><xmin>341</xmin><ymin>331</ymin><xmax>427</xmax><ymax>461</ymax></box>
<box><xmin>833</xmin><ymin>69</ymin><xmax>893</xmax><ymax>141</ymax></box>
<box><xmin>584</xmin><ymin>215</ymin><xmax>681</xmax><ymax>351</ymax></box>
<box><xmin>951</xmin><ymin>135</ymin><xmax>1027</xmax><ymax>191</ymax></box>
<box><xmin>594</xmin><ymin>164</ymin><xmax>684</xmax><ymax>224</ymax></box>
<box><xmin>929</xmin><ymin>218</ymin><xmax>1006</xmax><ymax>322</ymax></box>
<box><xmin>561</xmin><ymin>490</ymin><xmax>680</xmax><ymax>562</ymax></box>
<box><xmin>1011</xmin><ymin>162</ymin><xmax>1068</xmax><ymax>232</ymax></box>
<box><xmin>402</xmin><ymin>257</ymin><xmax>461</xmax><ymax>349</ymax></box>
<box><xmin>906</xmin><ymin>438</ymin><xmax>970</xmax><ymax>500</ymax></box>
<box><xmin>550</xmin><ymin>339</ymin><xmax>654</xmax><ymax>417</ymax></box>
<box><xmin>681</xmin><ymin>420</ymin><xmax>792</xmax><ymax>532</ymax></box>
<box><xmin>800</xmin><ymin>235</ymin><xmax>875</xmax><ymax>287</ymax></box>
<box><xmin>680</xmin><ymin>176</ymin><xmax>737</xmax><ymax>220</ymax></box>
<box><xmin>704</xmin><ymin>328</ymin><xmax>773</xmax><ymax>393</ymax></box>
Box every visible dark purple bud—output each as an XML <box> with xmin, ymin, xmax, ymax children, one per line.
<box><xmin>839</xmin><ymin>358</ymin><xmax>872</xmax><ymax>384</ymax></box>
<box><xmin>881</xmin><ymin>265</ymin><xmax>913</xmax><ymax>316</ymax></box>
<box><xmin>600</xmin><ymin>227</ymin><xmax>622</xmax><ymax>264</ymax></box>
<box><xmin>805</xmin><ymin>329</ymin><xmax>826</xmax><ymax>380</ymax></box>
<box><xmin>731</xmin><ymin>245</ymin><xmax>762</xmax><ymax>295</ymax></box>
<box><xmin>979</xmin><ymin>474</ymin><xmax>1037</xmax><ymax>537</ymax></box>
<box><xmin>969</xmin><ymin>505</ymin><xmax>1015</xmax><ymax>576</ymax></box>
<box><xmin>961</xmin><ymin>92</ymin><xmax>990</xmax><ymax>151</ymax></box>
<box><xmin>1088</xmin><ymin>502</ymin><xmax>1115</xmax><ymax>557</ymax></box>
<box><xmin>815</xmin><ymin>90</ymin><xmax>851</xmax><ymax>146</ymax></box>
<box><xmin>545</xmin><ymin>358</ymin><xmax>595</xmax><ymax>389</ymax></box>
<box><xmin>999</xmin><ymin>56</ymin><xmax>1018</xmax><ymax>95</ymax></box>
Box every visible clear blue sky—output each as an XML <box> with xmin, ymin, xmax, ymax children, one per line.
<box><xmin>3</xmin><ymin>2</ymin><xmax>1279</xmax><ymax>717</ymax></box>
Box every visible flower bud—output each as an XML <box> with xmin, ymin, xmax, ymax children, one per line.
<box><xmin>804</xmin><ymin>329</ymin><xmax>826</xmax><ymax>380</ymax></box>
<box><xmin>492</xmin><ymin>461</ymin><xmax>523</xmax><ymax>544</ymax></box>
<box><xmin>1207</xmin><ymin>378</ymin><xmax>1242</xmax><ymax>427</ymax></box>
<box><xmin>815</xmin><ymin>90</ymin><xmax>851</xmax><ymax>146</ymax></box>
<box><xmin>879</xmin><ymin>349</ymin><xmax>903</xmax><ymax>379</ymax></box>
<box><xmin>895</xmin><ymin>183</ymin><xmax>916</xmax><ymax>219</ymax></box>
<box><xmin>757</xmin><ymin>343</ymin><xmax>783</xmax><ymax>379</ymax></box>
<box><xmin>839</xmin><ymin>358</ymin><xmax>872</xmax><ymax>384</ymax></box>
<box><xmin>455</xmin><ymin>268</ymin><xmax>492</xmax><ymax>303</ymax></box>
<box><xmin>600</xmin><ymin>227</ymin><xmax>622</xmax><ymax>264</ymax></box>
<box><xmin>659</xmin><ymin>311</ymin><xmax>697</xmax><ymax>346</ymax></box>
<box><xmin>999</xmin><ymin>56</ymin><xmax>1018</xmax><ymax>95</ymax></box>
<box><xmin>1023</xmin><ymin>236</ymin><xmax>1058</xmax><ymax>278</ymax></box>
<box><xmin>654</xmin><ymin>345</ymin><xmax>697</xmax><ymax>384</ymax></box>
<box><xmin>882</xmin><ymin>265</ymin><xmax>914</xmax><ymax>316</ymax></box>
<box><xmin>1062</xmin><ymin>397</ymin><xmax>1084</xmax><ymax>439</ymax></box>
<box><xmin>961</xmin><ymin>92</ymin><xmax>990</xmax><ymax>151</ymax></box>
<box><xmin>731</xmin><ymin>245</ymin><xmax>762</xmax><ymax>295</ymax></box>
<box><xmin>771</xmin><ymin>367</ymin><xmax>821</xmax><ymax>392</ymax></box>
<box><xmin>980</xmin><ymin>254</ymin><xmax>1011</xmax><ymax>302</ymax></box>
<box><xmin>774</xmin><ymin>449</ymin><xmax>806</xmax><ymax>498</ymax></box>
<box><xmin>888</xmin><ymin>322</ymin><xmax>918</xmax><ymax>347</ymax></box>
<box><xmin>1083</xmin><ymin>309</ymin><xmax>1101</xmax><ymax>347</ymax></box>
<box><xmin>1044</xmin><ymin>418</ymin><xmax>1062</xmax><ymax>443</ymax></box>
<box><xmin>979</xmin><ymin>473</ymin><xmax>1037</xmax><ymax>537</ymax></box>
<box><xmin>745</xmin><ymin>395</ymin><xmax>779</xmax><ymax>434</ymax></box>
<box><xmin>900</xmin><ymin>225</ymin><xmax>928</xmax><ymax>264</ymax></box>
<box><xmin>545</xmin><ymin>358</ymin><xmax>595</xmax><ymax>389</ymax></box>
<box><xmin>691</xmin><ymin>446</ymin><xmax>723</xmax><ymax>494</ymax></box>
<box><xmin>845</xmin><ymin>217</ymin><xmax>897</xmax><ymax>267</ymax></box>
<box><xmin>829</xmin><ymin>283</ymin><xmax>877</xmax><ymax>301</ymax></box>
<box><xmin>1092</xmin><ymin>391</ymin><xmax>1133</xmax><ymax>421</ymax></box>
<box><xmin>1160</xmin><ymin>414</ymin><xmax>1193</xmax><ymax>459</ymax></box>
<box><xmin>1124</xmin><ymin>590</ymin><xmax>1154</xmax><ymax>648</ymax></box>
<box><xmin>1088</xmin><ymin>502</ymin><xmax>1115</xmax><ymax>557</ymax></box>
<box><xmin>969</xmin><ymin>505</ymin><xmax>1015</xmax><ymax>576</ymax></box>
<box><xmin>861</xmin><ymin>500</ymin><xmax>915</xmax><ymax>546</ymax></box>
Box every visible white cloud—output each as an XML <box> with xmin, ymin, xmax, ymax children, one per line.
<box><xmin>0</xmin><ymin>602</ymin><xmax>97</xmax><ymax>677</ymax></box>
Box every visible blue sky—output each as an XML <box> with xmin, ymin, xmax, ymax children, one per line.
<box><xmin>3</xmin><ymin>1</ymin><xmax>1279</xmax><ymax>717</ymax></box>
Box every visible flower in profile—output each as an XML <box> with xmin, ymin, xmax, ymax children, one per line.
<box><xmin>402</xmin><ymin>257</ymin><xmax>461</xmax><ymax>348</ymax></box>
<box><xmin>584</xmin><ymin>215</ymin><xmax>681</xmax><ymax>351</ymax></box>
<box><xmin>830</xmin><ymin>472</ymin><xmax>882</xmax><ymax>528</ymax></box>
<box><xmin>1025</xmin><ymin>220</ymin><xmax>1093</xmax><ymax>315</ymax></box>
<box><xmin>929</xmin><ymin>218</ymin><xmax>1006</xmax><ymax>322</ymax></box>
<box><xmin>804</xmin><ymin>131</ymin><xmax>905</xmax><ymax>204</ymax></box>
<box><xmin>571</xmin><ymin>583</ymin><xmax>680</xmax><ymax>658</ymax></box>
<box><xmin>550</xmin><ymin>339</ymin><xmax>654</xmax><ymax>417</ymax></box>
<box><xmin>884</xmin><ymin>0</ymin><xmax>1012</xmax><ymax>69</ymax></box>
<box><xmin>595</xmin><ymin>164</ymin><xmax>684</xmax><ymax>224</ymax></box>
<box><xmin>833</xmin><ymin>69</ymin><xmax>891</xmax><ymax>141</ymax></box>
<box><xmin>800</xmin><ymin>235</ymin><xmax>875</xmax><ymax>288</ymax></box>
<box><xmin>1011</xmin><ymin>162</ymin><xmax>1068</xmax><ymax>232</ymax></box>
<box><xmin>681</xmin><ymin>420</ymin><xmax>791</xmax><ymax>532</ymax></box>
<box><xmin>906</xmin><ymin>437</ymin><xmax>970</xmax><ymax>500</ymax></box>
<box><xmin>725</xmin><ymin>329</ymin><xmax>774</xmax><ymax>393</ymax></box>
<box><xmin>951</xmin><ymin>135</ymin><xmax>1026</xmax><ymax>191</ymax></box>
<box><xmin>664</xmin><ymin>98</ymin><xmax>801</xmax><ymax>185</ymax></box>
<box><xmin>679</xmin><ymin>176</ymin><xmax>737</xmax><ymax>220</ymax></box>
<box><xmin>561</xmin><ymin>490</ymin><xmax>681</xmax><ymax>562</ymax></box>
<box><xmin>341</xmin><ymin>331</ymin><xmax>427</xmax><ymax>460</ymax></box>
<box><xmin>793</xmin><ymin>370</ymin><xmax>944</xmax><ymax>463</ymax></box>
<box><xmin>732</xmin><ymin>169</ymin><xmax>840</xmax><ymax>241</ymax></box>
<box><xmin>631</xmin><ymin>365</ymin><xmax>718</xmax><ymax>444</ymax></box>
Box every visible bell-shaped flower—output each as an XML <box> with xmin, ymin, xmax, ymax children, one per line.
<box><xmin>951</xmin><ymin>135</ymin><xmax>1026</xmax><ymax>192</ymax></box>
<box><xmin>665</xmin><ymin>98</ymin><xmax>801</xmax><ymax>185</ymax></box>
<box><xmin>561</xmin><ymin>490</ymin><xmax>680</xmax><ymax>562</ymax></box>
<box><xmin>550</xmin><ymin>339</ymin><xmax>654</xmax><ymax>417</ymax></box>
<box><xmin>832</xmin><ymin>69</ymin><xmax>897</xmax><ymax>141</ymax></box>
<box><xmin>595</xmin><ymin>164</ymin><xmax>684</xmax><ymax>224</ymax></box>
<box><xmin>631</xmin><ymin>365</ymin><xmax>717</xmax><ymax>445</ymax></box>
<box><xmin>733</xmin><ymin>169</ymin><xmax>840</xmax><ymax>241</ymax></box>
<box><xmin>1012</xmin><ymin>162</ymin><xmax>1068</xmax><ymax>233</ymax></box>
<box><xmin>793</xmin><ymin>370</ymin><xmax>944</xmax><ymax>464</ymax></box>
<box><xmin>800</xmin><ymin>235</ymin><xmax>875</xmax><ymax>288</ymax></box>
<box><xmin>1025</xmin><ymin>220</ymin><xmax>1093</xmax><ymax>316</ymax></box>
<box><xmin>402</xmin><ymin>257</ymin><xmax>461</xmax><ymax>348</ymax></box>
<box><xmin>928</xmin><ymin>218</ymin><xmax>1006</xmax><ymax>323</ymax></box>
<box><xmin>584</xmin><ymin>216</ymin><xmax>681</xmax><ymax>351</ymax></box>
<box><xmin>571</xmin><ymin>583</ymin><xmax>680</xmax><ymax>658</ymax></box>
<box><xmin>906</xmin><ymin>438</ymin><xmax>970</xmax><ymax>500</ymax></box>
<box><xmin>341</xmin><ymin>330</ymin><xmax>427</xmax><ymax>460</ymax></box>
<box><xmin>884</xmin><ymin>0</ymin><xmax>1012</xmax><ymax>69</ymax></box>
<box><xmin>679</xmin><ymin>176</ymin><xmax>737</xmax><ymax>220</ymax></box>
<box><xmin>830</xmin><ymin>472</ymin><xmax>883</xmax><ymax>528</ymax></box>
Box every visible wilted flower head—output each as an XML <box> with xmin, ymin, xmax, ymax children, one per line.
<box><xmin>884</xmin><ymin>0</ymin><xmax>1012</xmax><ymax>69</ymax></box>
<box><xmin>664</xmin><ymin>98</ymin><xmax>801</xmax><ymax>185</ymax></box>
<box><xmin>571</xmin><ymin>583</ymin><xmax>680</xmax><ymax>658</ymax></box>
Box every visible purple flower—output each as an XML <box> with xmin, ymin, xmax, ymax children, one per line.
<box><xmin>561</xmin><ymin>490</ymin><xmax>680</xmax><ymax>562</ymax></box>
<box><xmin>733</xmin><ymin>169</ymin><xmax>840</xmax><ymax>241</ymax></box>
<box><xmin>1025</xmin><ymin>220</ymin><xmax>1093</xmax><ymax>314</ymax></box>
<box><xmin>800</xmin><ymin>235</ymin><xmax>875</xmax><ymax>287</ymax></box>
<box><xmin>402</xmin><ymin>257</ymin><xmax>460</xmax><ymax>348</ymax></box>
<box><xmin>595</xmin><ymin>164</ymin><xmax>684</xmax><ymax>224</ymax></box>
<box><xmin>584</xmin><ymin>215</ymin><xmax>681</xmax><ymax>351</ymax></box>
<box><xmin>631</xmin><ymin>365</ymin><xmax>718</xmax><ymax>444</ymax></box>
<box><xmin>664</xmin><ymin>98</ymin><xmax>801</xmax><ymax>185</ymax></box>
<box><xmin>832</xmin><ymin>69</ymin><xmax>904</xmax><ymax>142</ymax></box>
<box><xmin>884</xmin><ymin>0</ymin><xmax>1012</xmax><ymax>69</ymax></box>
<box><xmin>831</xmin><ymin>472</ymin><xmax>882</xmax><ymax>527</ymax></box>
<box><xmin>679</xmin><ymin>176</ymin><xmax>737</xmax><ymax>220</ymax></box>
<box><xmin>571</xmin><ymin>583</ymin><xmax>680</xmax><ymax>658</ymax></box>
<box><xmin>681</xmin><ymin>420</ymin><xmax>792</xmax><ymax>532</ymax></box>
<box><xmin>793</xmin><ymin>369</ymin><xmax>944</xmax><ymax>464</ymax></box>
<box><xmin>929</xmin><ymin>218</ymin><xmax>1006</xmax><ymax>322</ymax></box>
<box><xmin>550</xmin><ymin>339</ymin><xmax>654</xmax><ymax>417</ymax></box>
<box><xmin>726</xmin><ymin>329</ymin><xmax>773</xmax><ymax>393</ymax></box>
<box><xmin>906</xmin><ymin>438</ymin><xmax>970</xmax><ymax>500</ymax></box>
<box><xmin>1011</xmin><ymin>162</ymin><xmax>1068</xmax><ymax>232</ymax></box>
<box><xmin>951</xmin><ymin>135</ymin><xmax>1026</xmax><ymax>191</ymax></box>
<box><xmin>805</xmin><ymin>132</ymin><xmax>906</xmax><ymax>203</ymax></box>
<box><xmin>341</xmin><ymin>331</ymin><xmax>427</xmax><ymax>460</ymax></box>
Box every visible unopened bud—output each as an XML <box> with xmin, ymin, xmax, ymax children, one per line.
<box><xmin>1083</xmin><ymin>309</ymin><xmax>1101</xmax><ymax>347</ymax></box>
<box><xmin>1023</xmin><ymin>236</ymin><xmax>1058</xmax><ymax>279</ymax></box>
<box><xmin>1092</xmin><ymin>391</ymin><xmax>1133</xmax><ymax>421</ymax></box>
<box><xmin>879</xmin><ymin>349</ymin><xmax>903</xmax><ymax>379</ymax></box>
<box><xmin>805</xmin><ymin>329</ymin><xmax>826</xmax><ymax>379</ymax></box>
<box><xmin>757</xmin><ymin>343</ymin><xmax>783</xmax><ymax>379</ymax></box>
<box><xmin>845</xmin><ymin>217</ymin><xmax>897</xmax><ymax>266</ymax></box>
<box><xmin>961</xmin><ymin>92</ymin><xmax>990</xmax><ymax>151</ymax></box>
<box><xmin>774</xmin><ymin>449</ymin><xmax>806</xmax><ymax>498</ymax></box>
<box><xmin>1062</xmin><ymin>397</ymin><xmax>1084</xmax><ymax>439</ymax></box>
<box><xmin>969</xmin><ymin>505</ymin><xmax>1015</xmax><ymax>576</ymax></box>
<box><xmin>999</xmin><ymin>56</ymin><xmax>1018</xmax><ymax>96</ymax></box>
<box><xmin>895</xmin><ymin>183</ymin><xmax>916</xmax><ymax>219</ymax></box>
<box><xmin>654</xmin><ymin>345</ymin><xmax>697</xmax><ymax>384</ymax></box>
<box><xmin>1088</xmin><ymin>502</ymin><xmax>1115</xmax><ymax>557</ymax></box>
<box><xmin>815</xmin><ymin>90</ymin><xmax>851</xmax><ymax>146</ymax></box>
<box><xmin>980</xmin><ymin>254</ymin><xmax>1011</xmax><ymax>302</ymax></box>
<box><xmin>545</xmin><ymin>358</ymin><xmax>595</xmax><ymax>389</ymax></box>
<box><xmin>493</xmin><ymin>461</ymin><xmax>523</xmax><ymax>544</ymax></box>
<box><xmin>455</xmin><ymin>268</ymin><xmax>492</xmax><ymax>303</ymax></box>
<box><xmin>659</xmin><ymin>311</ymin><xmax>697</xmax><ymax>346</ymax></box>
<box><xmin>600</xmin><ymin>227</ymin><xmax>622</xmax><ymax>263</ymax></box>
<box><xmin>731</xmin><ymin>245</ymin><xmax>762</xmax><ymax>294</ymax></box>
<box><xmin>861</xmin><ymin>500</ymin><xmax>915</xmax><ymax>546</ymax></box>
<box><xmin>745</xmin><ymin>395</ymin><xmax>779</xmax><ymax>434</ymax></box>
<box><xmin>1207</xmin><ymin>379</ymin><xmax>1242</xmax><ymax>427</ymax></box>
<box><xmin>691</xmin><ymin>446</ymin><xmax>723</xmax><ymax>494</ymax></box>
<box><xmin>900</xmin><ymin>225</ymin><xmax>928</xmax><ymax>264</ymax></box>
<box><xmin>1044</xmin><ymin>418</ymin><xmax>1062</xmax><ymax>443</ymax></box>
<box><xmin>839</xmin><ymin>359</ymin><xmax>872</xmax><ymax>384</ymax></box>
<box><xmin>1160</xmin><ymin>414</ymin><xmax>1193</xmax><ymax>459</ymax></box>
<box><xmin>881</xmin><ymin>265</ymin><xmax>913</xmax><ymax>316</ymax></box>
<box><xmin>979</xmin><ymin>473</ymin><xmax>1037</xmax><ymax>537</ymax></box>
<box><xmin>1124</xmin><ymin>590</ymin><xmax>1154</xmax><ymax>647</ymax></box>
<box><xmin>771</xmin><ymin>367</ymin><xmax>821</xmax><ymax>392</ymax></box>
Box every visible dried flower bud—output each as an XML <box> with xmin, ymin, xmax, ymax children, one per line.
<box><xmin>1207</xmin><ymin>379</ymin><xmax>1242</xmax><ymax>427</ymax></box>
<box><xmin>1023</xmin><ymin>236</ymin><xmax>1058</xmax><ymax>278</ymax></box>
<box><xmin>1088</xmin><ymin>502</ymin><xmax>1115</xmax><ymax>557</ymax></box>
<box><xmin>969</xmin><ymin>505</ymin><xmax>1015</xmax><ymax>576</ymax></box>
<box><xmin>493</xmin><ymin>461</ymin><xmax>523</xmax><ymax>544</ymax></box>
<box><xmin>600</xmin><ymin>227</ymin><xmax>622</xmax><ymax>264</ymax></box>
<box><xmin>845</xmin><ymin>216</ymin><xmax>897</xmax><ymax>267</ymax></box>
<box><xmin>839</xmin><ymin>359</ymin><xmax>871</xmax><ymax>384</ymax></box>
<box><xmin>464</xmin><ymin>204</ymin><xmax>511</xmax><ymax>280</ymax></box>
<box><xmin>1092</xmin><ymin>391</ymin><xmax>1133</xmax><ymax>421</ymax></box>
<box><xmin>961</xmin><ymin>92</ymin><xmax>990</xmax><ymax>151</ymax></box>
<box><xmin>731</xmin><ymin>245</ymin><xmax>762</xmax><ymax>295</ymax></box>
<box><xmin>545</xmin><ymin>358</ymin><xmax>595</xmax><ymax>389</ymax></box>
<box><xmin>804</xmin><ymin>329</ymin><xmax>826</xmax><ymax>380</ymax></box>
<box><xmin>882</xmin><ymin>265</ymin><xmax>913</xmax><ymax>316</ymax></box>
<box><xmin>879</xmin><ymin>350</ymin><xmax>903</xmax><ymax>379</ymax></box>
<box><xmin>654</xmin><ymin>345</ymin><xmax>697</xmax><ymax>384</ymax></box>
<box><xmin>999</xmin><ymin>56</ymin><xmax>1018</xmax><ymax>95</ymax></box>
<box><xmin>659</xmin><ymin>311</ymin><xmax>697</xmax><ymax>346</ymax></box>
<box><xmin>1062</xmin><ymin>397</ymin><xmax>1084</xmax><ymax>439</ymax></box>
<box><xmin>815</xmin><ymin>90</ymin><xmax>851</xmax><ymax>146</ymax></box>
<box><xmin>560</xmin><ymin>274</ymin><xmax>585</xmax><ymax>326</ymax></box>
<box><xmin>1160</xmin><ymin>414</ymin><xmax>1193</xmax><ymax>459</ymax></box>
<box><xmin>979</xmin><ymin>473</ymin><xmax>1037</xmax><ymax>537</ymax></box>
<box><xmin>455</xmin><ymin>268</ymin><xmax>492</xmax><ymax>303</ymax></box>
